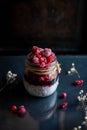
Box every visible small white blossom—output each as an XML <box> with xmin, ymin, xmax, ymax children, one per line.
<box><xmin>0</xmin><ymin>71</ymin><xmax>17</xmax><ymax>92</ymax></box>
<box><xmin>82</xmin><ymin>119</ymin><xmax>87</xmax><ymax>126</ymax></box>
<box><xmin>73</xmin><ymin>125</ymin><xmax>82</xmax><ymax>130</ymax></box>
<box><xmin>67</xmin><ymin>63</ymin><xmax>80</xmax><ymax>78</ymax></box>
<box><xmin>73</xmin><ymin>127</ymin><xmax>78</xmax><ymax>130</ymax></box>
<box><xmin>83</xmin><ymin>95</ymin><xmax>86</xmax><ymax>101</ymax></box>
<box><xmin>6</xmin><ymin>71</ymin><xmax>17</xmax><ymax>84</ymax></box>
<box><xmin>77</xmin><ymin>126</ymin><xmax>82</xmax><ymax>129</ymax></box>
<box><xmin>80</xmin><ymin>90</ymin><xmax>84</xmax><ymax>93</ymax></box>
<box><xmin>77</xmin><ymin>90</ymin><xmax>87</xmax><ymax>102</ymax></box>
<box><xmin>68</xmin><ymin>70</ymin><xmax>71</xmax><ymax>74</ymax></box>
<box><xmin>84</xmin><ymin>116</ymin><xmax>87</xmax><ymax>120</ymax></box>
<box><xmin>70</xmin><ymin>67</ymin><xmax>76</xmax><ymax>72</ymax></box>
<box><xmin>77</xmin><ymin>96</ymin><xmax>81</xmax><ymax>101</ymax></box>
<box><xmin>75</xmin><ymin>90</ymin><xmax>87</xmax><ymax>129</ymax></box>
<box><xmin>79</xmin><ymin>92</ymin><xmax>82</xmax><ymax>95</ymax></box>
<box><xmin>82</xmin><ymin>121</ymin><xmax>86</xmax><ymax>125</ymax></box>
<box><xmin>72</xmin><ymin>63</ymin><xmax>75</xmax><ymax>66</ymax></box>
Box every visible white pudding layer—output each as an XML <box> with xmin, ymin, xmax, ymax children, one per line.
<box><xmin>23</xmin><ymin>77</ymin><xmax>59</xmax><ymax>97</ymax></box>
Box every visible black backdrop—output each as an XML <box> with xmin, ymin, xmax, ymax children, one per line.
<box><xmin>0</xmin><ymin>0</ymin><xmax>86</xmax><ymax>54</ymax></box>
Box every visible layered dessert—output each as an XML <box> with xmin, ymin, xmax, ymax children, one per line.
<box><xmin>23</xmin><ymin>46</ymin><xmax>61</xmax><ymax>97</ymax></box>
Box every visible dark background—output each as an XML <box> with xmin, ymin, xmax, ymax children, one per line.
<box><xmin>0</xmin><ymin>0</ymin><xmax>86</xmax><ymax>54</ymax></box>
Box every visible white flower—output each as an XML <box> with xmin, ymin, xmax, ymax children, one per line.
<box><xmin>67</xmin><ymin>71</ymin><xmax>71</xmax><ymax>75</ymax></box>
<box><xmin>84</xmin><ymin>116</ymin><xmax>87</xmax><ymax>120</ymax></box>
<box><xmin>80</xmin><ymin>90</ymin><xmax>84</xmax><ymax>93</ymax></box>
<box><xmin>6</xmin><ymin>71</ymin><xmax>17</xmax><ymax>84</ymax></box>
<box><xmin>77</xmin><ymin>96</ymin><xmax>81</xmax><ymax>101</ymax></box>
<box><xmin>77</xmin><ymin>125</ymin><xmax>82</xmax><ymax>129</ymax></box>
<box><xmin>73</xmin><ymin>127</ymin><xmax>78</xmax><ymax>130</ymax></box>
<box><xmin>72</xmin><ymin>63</ymin><xmax>75</xmax><ymax>66</ymax></box>
<box><xmin>67</xmin><ymin>63</ymin><xmax>80</xmax><ymax>78</ymax></box>
<box><xmin>0</xmin><ymin>71</ymin><xmax>17</xmax><ymax>92</ymax></box>
<box><xmin>70</xmin><ymin>67</ymin><xmax>76</xmax><ymax>73</ymax></box>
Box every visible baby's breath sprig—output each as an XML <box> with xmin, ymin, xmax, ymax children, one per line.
<box><xmin>67</xmin><ymin>63</ymin><xmax>80</xmax><ymax>78</ymax></box>
<box><xmin>73</xmin><ymin>125</ymin><xmax>82</xmax><ymax>130</ymax></box>
<box><xmin>6</xmin><ymin>71</ymin><xmax>17</xmax><ymax>84</ymax></box>
<box><xmin>82</xmin><ymin>110</ymin><xmax>87</xmax><ymax>127</ymax></box>
<box><xmin>77</xmin><ymin>90</ymin><xmax>87</xmax><ymax>108</ymax></box>
<box><xmin>0</xmin><ymin>71</ymin><xmax>17</xmax><ymax>92</ymax></box>
<box><xmin>72</xmin><ymin>90</ymin><xmax>87</xmax><ymax>130</ymax></box>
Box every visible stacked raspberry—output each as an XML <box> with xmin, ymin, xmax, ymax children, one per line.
<box><xmin>27</xmin><ymin>46</ymin><xmax>55</xmax><ymax>68</ymax></box>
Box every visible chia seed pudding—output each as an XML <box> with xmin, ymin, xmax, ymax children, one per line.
<box><xmin>23</xmin><ymin>46</ymin><xmax>61</xmax><ymax>97</ymax></box>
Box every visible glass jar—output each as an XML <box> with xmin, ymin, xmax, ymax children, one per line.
<box><xmin>23</xmin><ymin>54</ymin><xmax>61</xmax><ymax>97</ymax></box>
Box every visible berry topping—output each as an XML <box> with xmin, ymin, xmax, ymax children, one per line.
<box><xmin>32</xmin><ymin>46</ymin><xmax>40</xmax><ymax>53</ymax></box>
<box><xmin>27</xmin><ymin>46</ymin><xmax>56</xmax><ymax>67</ymax></box>
<box><xmin>40</xmin><ymin>57</ymin><xmax>45</xmax><ymax>62</ymax></box>
<box><xmin>44</xmin><ymin>48</ymin><xmax>52</xmax><ymax>57</ymax></box>
<box><xmin>40</xmin><ymin>62</ymin><xmax>46</xmax><ymax>67</ymax></box>
<box><xmin>32</xmin><ymin>56</ymin><xmax>40</xmax><ymax>64</ymax></box>
<box><xmin>47</xmin><ymin>55</ymin><xmax>54</xmax><ymax>63</ymax></box>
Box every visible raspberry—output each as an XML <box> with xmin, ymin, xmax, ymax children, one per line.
<box><xmin>61</xmin><ymin>92</ymin><xmax>67</xmax><ymax>98</ymax></box>
<box><xmin>36</xmin><ymin>54</ymin><xmax>42</xmax><ymax>58</ymax></box>
<box><xmin>32</xmin><ymin>56</ymin><xmax>40</xmax><ymax>64</ymax></box>
<box><xmin>19</xmin><ymin>105</ymin><xmax>25</xmax><ymax>108</ymax></box>
<box><xmin>44</xmin><ymin>75</ymin><xmax>49</xmax><ymax>81</ymax></box>
<box><xmin>11</xmin><ymin>105</ymin><xmax>18</xmax><ymax>112</ymax></box>
<box><xmin>44</xmin><ymin>48</ymin><xmax>52</xmax><ymax>57</ymax></box>
<box><xmin>38</xmin><ymin>76</ymin><xmax>45</xmax><ymax>82</ymax></box>
<box><xmin>44</xmin><ymin>57</ymin><xmax>47</xmax><ymax>64</ymax></box>
<box><xmin>47</xmin><ymin>55</ymin><xmax>54</xmax><ymax>63</ymax></box>
<box><xmin>35</xmin><ymin>51</ymin><xmax>40</xmax><ymax>57</ymax></box>
<box><xmin>61</xmin><ymin>102</ymin><xmax>68</xmax><ymax>109</ymax></box>
<box><xmin>32</xmin><ymin>46</ymin><xmax>44</xmax><ymax>54</ymax></box>
<box><xmin>18</xmin><ymin>105</ymin><xmax>26</xmax><ymax>116</ymax></box>
<box><xmin>73</xmin><ymin>80</ymin><xmax>84</xmax><ymax>86</ymax></box>
<box><xmin>32</xmin><ymin>46</ymin><xmax>39</xmax><ymax>53</ymax></box>
<box><xmin>51</xmin><ymin>52</ymin><xmax>55</xmax><ymax>58</ymax></box>
<box><xmin>40</xmin><ymin>57</ymin><xmax>45</xmax><ymax>62</ymax></box>
<box><xmin>39</xmin><ymin>48</ymin><xmax>44</xmax><ymax>52</ymax></box>
<box><xmin>40</xmin><ymin>62</ymin><xmax>46</xmax><ymax>67</ymax></box>
<box><xmin>27</xmin><ymin>53</ymin><xmax>34</xmax><ymax>61</ymax></box>
<box><xmin>40</xmin><ymin>50</ymin><xmax>45</xmax><ymax>56</ymax></box>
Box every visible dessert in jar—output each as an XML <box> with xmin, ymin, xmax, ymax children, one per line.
<box><xmin>23</xmin><ymin>46</ymin><xmax>61</xmax><ymax>97</ymax></box>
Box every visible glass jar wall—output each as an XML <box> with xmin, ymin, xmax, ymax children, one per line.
<box><xmin>23</xmin><ymin>55</ymin><xmax>61</xmax><ymax>97</ymax></box>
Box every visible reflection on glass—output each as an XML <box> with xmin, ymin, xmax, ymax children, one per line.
<box><xmin>28</xmin><ymin>91</ymin><xmax>57</xmax><ymax>121</ymax></box>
